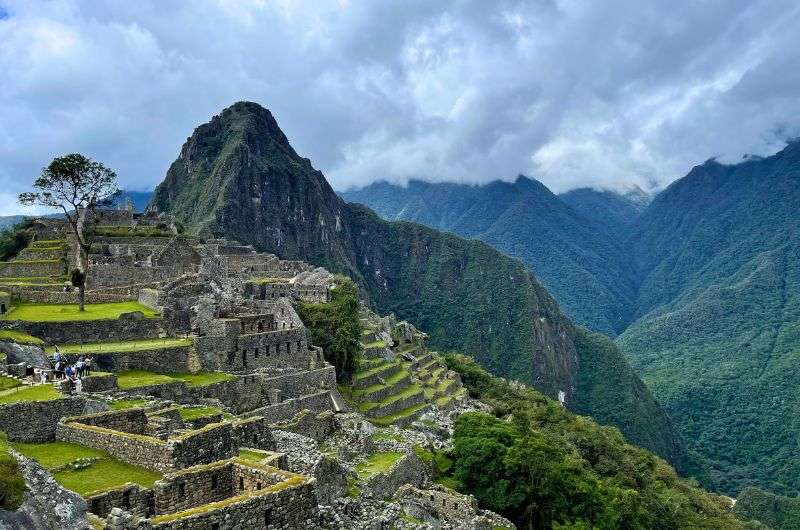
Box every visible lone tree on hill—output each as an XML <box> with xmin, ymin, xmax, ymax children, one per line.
<box><xmin>19</xmin><ymin>154</ymin><xmax>120</xmax><ymax>310</ymax></box>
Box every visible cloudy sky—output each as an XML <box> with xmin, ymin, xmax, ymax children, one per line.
<box><xmin>2</xmin><ymin>0</ymin><xmax>800</xmax><ymax>215</ymax></box>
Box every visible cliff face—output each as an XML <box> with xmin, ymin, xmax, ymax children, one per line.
<box><xmin>150</xmin><ymin>101</ymin><xmax>687</xmax><ymax>468</ymax></box>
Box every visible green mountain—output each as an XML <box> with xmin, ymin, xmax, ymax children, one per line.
<box><xmin>343</xmin><ymin>141</ymin><xmax>800</xmax><ymax>497</ymax></box>
<box><xmin>734</xmin><ymin>487</ymin><xmax>800</xmax><ymax>529</ymax></box>
<box><xmin>619</xmin><ymin>144</ymin><xmax>800</xmax><ymax>495</ymax></box>
<box><xmin>559</xmin><ymin>186</ymin><xmax>650</xmax><ymax>239</ymax></box>
<box><xmin>342</xmin><ymin>178</ymin><xmax>638</xmax><ymax>336</ymax></box>
<box><xmin>149</xmin><ymin>101</ymin><xmax>688</xmax><ymax>469</ymax></box>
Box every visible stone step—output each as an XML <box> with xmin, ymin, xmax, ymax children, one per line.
<box><xmin>356</xmin><ymin>373</ymin><xmax>412</xmax><ymax>403</ymax></box>
<box><xmin>372</xmin><ymin>403</ymin><xmax>432</xmax><ymax>427</ymax></box>
<box><xmin>366</xmin><ymin>386</ymin><xmax>425</xmax><ymax>419</ymax></box>
<box><xmin>353</xmin><ymin>362</ymin><xmax>403</xmax><ymax>389</ymax></box>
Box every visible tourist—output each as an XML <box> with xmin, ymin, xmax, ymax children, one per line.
<box><xmin>74</xmin><ymin>375</ymin><xmax>82</xmax><ymax>394</ymax></box>
<box><xmin>76</xmin><ymin>357</ymin><xmax>84</xmax><ymax>377</ymax></box>
<box><xmin>39</xmin><ymin>370</ymin><xmax>47</xmax><ymax>385</ymax></box>
<box><xmin>65</xmin><ymin>364</ymin><xmax>73</xmax><ymax>380</ymax></box>
<box><xmin>85</xmin><ymin>356</ymin><xmax>92</xmax><ymax>376</ymax></box>
<box><xmin>53</xmin><ymin>348</ymin><xmax>62</xmax><ymax>365</ymax></box>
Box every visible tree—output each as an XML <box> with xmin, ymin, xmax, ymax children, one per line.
<box><xmin>297</xmin><ymin>276</ymin><xmax>362</xmax><ymax>382</ymax></box>
<box><xmin>19</xmin><ymin>154</ymin><xmax>119</xmax><ymax>310</ymax></box>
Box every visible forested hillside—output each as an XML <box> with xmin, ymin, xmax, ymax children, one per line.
<box><xmin>619</xmin><ymin>142</ymin><xmax>800</xmax><ymax>495</ymax></box>
<box><xmin>149</xmin><ymin>101</ymin><xmax>688</xmax><ymax>469</ymax></box>
<box><xmin>342</xmin><ymin>178</ymin><xmax>639</xmax><ymax>336</ymax></box>
<box><xmin>345</xmin><ymin>140</ymin><xmax>800</xmax><ymax>498</ymax></box>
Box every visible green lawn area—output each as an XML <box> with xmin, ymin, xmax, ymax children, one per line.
<box><xmin>1</xmin><ymin>301</ymin><xmax>159</xmax><ymax>322</ymax></box>
<box><xmin>116</xmin><ymin>370</ymin><xmax>234</xmax><ymax>390</ymax></box>
<box><xmin>363</xmin><ymin>340</ymin><xmax>386</xmax><ymax>349</ymax></box>
<box><xmin>0</xmin><ymin>384</ymin><xmax>61</xmax><ymax>405</ymax></box>
<box><xmin>46</xmin><ymin>337</ymin><xmax>192</xmax><ymax>354</ymax></box>
<box><xmin>238</xmin><ymin>448</ymin><xmax>269</xmax><ymax>463</ymax></box>
<box><xmin>11</xmin><ymin>440</ymin><xmax>160</xmax><ymax>496</ymax></box>
<box><xmin>354</xmin><ymin>452</ymin><xmax>403</xmax><ymax>480</ymax></box>
<box><xmin>178</xmin><ymin>406</ymin><xmax>223</xmax><ymax>421</ymax></box>
<box><xmin>0</xmin><ymin>330</ymin><xmax>44</xmax><ymax>345</ymax></box>
<box><xmin>110</xmin><ymin>398</ymin><xmax>148</xmax><ymax>410</ymax></box>
<box><xmin>0</xmin><ymin>375</ymin><xmax>21</xmax><ymax>392</ymax></box>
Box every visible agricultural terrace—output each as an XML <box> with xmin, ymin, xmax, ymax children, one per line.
<box><xmin>0</xmin><ymin>301</ymin><xmax>158</xmax><ymax>322</ymax></box>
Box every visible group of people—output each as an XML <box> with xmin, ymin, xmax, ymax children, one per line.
<box><xmin>51</xmin><ymin>348</ymin><xmax>93</xmax><ymax>393</ymax></box>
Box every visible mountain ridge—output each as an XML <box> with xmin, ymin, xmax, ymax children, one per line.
<box><xmin>149</xmin><ymin>101</ymin><xmax>689</xmax><ymax>470</ymax></box>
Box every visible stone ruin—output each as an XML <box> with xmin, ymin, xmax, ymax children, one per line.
<box><xmin>0</xmin><ymin>209</ymin><xmax>514</xmax><ymax>529</ymax></box>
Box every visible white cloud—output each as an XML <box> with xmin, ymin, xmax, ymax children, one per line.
<box><xmin>0</xmin><ymin>0</ymin><xmax>799</xmax><ymax>214</ymax></box>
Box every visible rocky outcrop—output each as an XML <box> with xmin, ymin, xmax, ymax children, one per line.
<box><xmin>0</xmin><ymin>342</ymin><xmax>49</xmax><ymax>369</ymax></box>
<box><xmin>0</xmin><ymin>450</ymin><xmax>88</xmax><ymax>530</ymax></box>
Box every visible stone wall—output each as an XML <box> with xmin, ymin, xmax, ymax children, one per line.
<box><xmin>169</xmin><ymin>422</ymin><xmax>236</xmax><ymax>470</ymax></box>
<box><xmin>231</xmin><ymin>416</ymin><xmax>275</xmax><ymax>451</ymax></box>
<box><xmin>153</xmin><ymin>461</ymin><xmax>236</xmax><ymax>516</ymax></box>
<box><xmin>365</xmin><ymin>452</ymin><xmax>427</xmax><ymax>500</ymax></box>
<box><xmin>87</xmin><ymin>483</ymin><xmax>153</xmax><ymax>519</ymax></box>
<box><xmin>243</xmin><ymin>390</ymin><xmax>335</xmax><ymax>424</ymax></box>
<box><xmin>0</xmin><ymin>259</ymin><xmax>64</xmax><ymax>278</ymax></box>
<box><xmin>149</xmin><ymin>474</ymin><xmax>318</xmax><ymax>530</ymax></box>
<box><xmin>56</xmin><ymin>420</ymin><xmax>174</xmax><ymax>472</ymax></box>
<box><xmin>74</xmin><ymin>408</ymin><xmax>149</xmax><ymax>435</ymax></box>
<box><xmin>272</xmin><ymin>409</ymin><xmax>336</xmax><ymax>442</ymax></box>
<box><xmin>1</xmin><ymin>317</ymin><xmax>163</xmax><ymax>344</ymax></box>
<box><xmin>59</xmin><ymin>345</ymin><xmax>194</xmax><ymax>374</ymax></box>
<box><xmin>88</xmin><ymin>264</ymin><xmax>177</xmax><ymax>287</ymax></box>
<box><xmin>80</xmin><ymin>373</ymin><xmax>118</xmax><ymax>392</ymax></box>
<box><xmin>0</xmin><ymin>396</ymin><xmax>88</xmax><ymax>442</ymax></box>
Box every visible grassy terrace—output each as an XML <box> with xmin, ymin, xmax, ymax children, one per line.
<box><xmin>178</xmin><ymin>405</ymin><xmax>224</xmax><ymax>421</ymax></box>
<box><xmin>0</xmin><ymin>330</ymin><xmax>44</xmax><ymax>345</ymax></box>
<box><xmin>352</xmin><ymin>360</ymin><xmax>401</xmax><ymax>383</ymax></box>
<box><xmin>0</xmin><ymin>383</ymin><xmax>61</xmax><ymax>405</ymax></box>
<box><xmin>116</xmin><ymin>370</ymin><xmax>235</xmax><ymax>390</ymax></box>
<box><xmin>1</xmin><ymin>301</ymin><xmax>158</xmax><ymax>322</ymax></box>
<box><xmin>46</xmin><ymin>337</ymin><xmax>192</xmax><ymax>354</ymax></box>
<box><xmin>0</xmin><ymin>375</ymin><xmax>21</xmax><ymax>392</ymax></box>
<box><xmin>354</xmin><ymin>451</ymin><xmax>403</xmax><ymax>480</ymax></box>
<box><xmin>110</xmin><ymin>398</ymin><xmax>148</xmax><ymax>410</ymax></box>
<box><xmin>10</xmin><ymin>440</ymin><xmax>161</xmax><ymax>496</ymax></box>
<box><xmin>370</xmin><ymin>403</ymin><xmax>429</xmax><ymax>427</ymax></box>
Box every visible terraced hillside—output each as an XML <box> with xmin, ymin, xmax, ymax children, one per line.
<box><xmin>340</xmin><ymin>310</ymin><xmax>466</xmax><ymax>427</ymax></box>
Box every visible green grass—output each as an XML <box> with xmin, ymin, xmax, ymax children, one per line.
<box><xmin>53</xmin><ymin>458</ymin><xmax>159</xmax><ymax>496</ymax></box>
<box><xmin>0</xmin><ymin>376</ymin><xmax>21</xmax><ymax>392</ymax></box>
<box><xmin>46</xmin><ymin>337</ymin><xmax>192</xmax><ymax>354</ymax></box>
<box><xmin>362</xmin><ymin>340</ymin><xmax>386</xmax><ymax>349</ymax></box>
<box><xmin>1</xmin><ymin>301</ymin><xmax>158</xmax><ymax>322</ymax></box>
<box><xmin>109</xmin><ymin>398</ymin><xmax>147</xmax><ymax>410</ymax></box>
<box><xmin>11</xmin><ymin>440</ymin><xmax>161</xmax><ymax>496</ymax></box>
<box><xmin>0</xmin><ymin>384</ymin><xmax>61</xmax><ymax>404</ymax></box>
<box><xmin>350</xmin><ymin>369</ymin><xmax>407</xmax><ymax>398</ymax></box>
<box><xmin>354</xmin><ymin>452</ymin><xmax>403</xmax><ymax>480</ymax></box>
<box><xmin>370</xmin><ymin>403</ymin><xmax>429</xmax><ymax>427</ymax></box>
<box><xmin>352</xmin><ymin>360</ymin><xmax>400</xmax><ymax>382</ymax></box>
<box><xmin>238</xmin><ymin>448</ymin><xmax>268</xmax><ymax>462</ymax></box>
<box><xmin>10</xmin><ymin>440</ymin><xmax>105</xmax><ymax>469</ymax></box>
<box><xmin>178</xmin><ymin>406</ymin><xmax>223</xmax><ymax>421</ymax></box>
<box><xmin>93</xmin><ymin>226</ymin><xmax>172</xmax><ymax>238</ymax></box>
<box><xmin>116</xmin><ymin>370</ymin><xmax>234</xmax><ymax>390</ymax></box>
<box><xmin>0</xmin><ymin>330</ymin><xmax>44</xmax><ymax>345</ymax></box>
